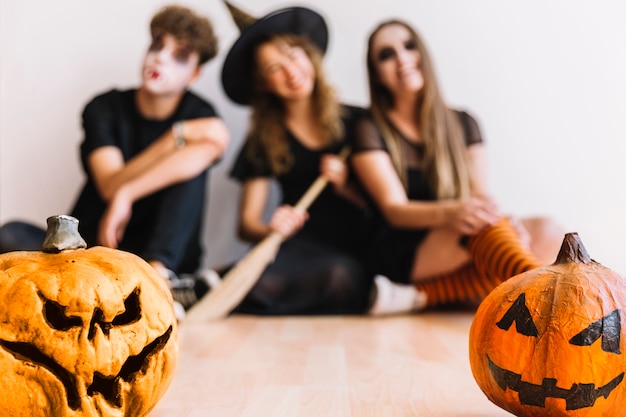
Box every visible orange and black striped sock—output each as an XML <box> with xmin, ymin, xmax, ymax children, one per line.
<box><xmin>414</xmin><ymin>217</ymin><xmax>541</xmax><ymax>308</ymax></box>
<box><xmin>467</xmin><ymin>217</ymin><xmax>541</xmax><ymax>280</ymax></box>
<box><xmin>415</xmin><ymin>263</ymin><xmax>501</xmax><ymax>308</ymax></box>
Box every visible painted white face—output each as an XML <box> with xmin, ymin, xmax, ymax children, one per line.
<box><xmin>141</xmin><ymin>33</ymin><xmax>200</xmax><ymax>96</ymax></box>
<box><xmin>255</xmin><ymin>40</ymin><xmax>316</xmax><ymax>102</ymax></box>
<box><xmin>370</xmin><ymin>24</ymin><xmax>424</xmax><ymax>96</ymax></box>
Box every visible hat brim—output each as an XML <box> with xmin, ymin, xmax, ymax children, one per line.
<box><xmin>221</xmin><ymin>7</ymin><xmax>328</xmax><ymax>106</ymax></box>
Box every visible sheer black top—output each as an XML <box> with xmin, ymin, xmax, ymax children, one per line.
<box><xmin>351</xmin><ymin>109</ymin><xmax>483</xmax><ymax>282</ymax></box>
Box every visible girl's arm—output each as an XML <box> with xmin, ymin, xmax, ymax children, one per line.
<box><xmin>237</xmin><ymin>178</ymin><xmax>308</xmax><ymax>243</ymax></box>
<box><xmin>351</xmin><ymin>149</ymin><xmax>499</xmax><ymax>235</ymax></box>
<box><xmin>237</xmin><ymin>178</ymin><xmax>273</xmax><ymax>243</ymax></box>
<box><xmin>466</xmin><ymin>142</ymin><xmax>491</xmax><ymax>198</ymax></box>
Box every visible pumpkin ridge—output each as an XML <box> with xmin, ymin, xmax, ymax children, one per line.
<box><xmin>0</xmin><ymin>339</ymin><xmax>81</xmax><ymax>410</ymax></box>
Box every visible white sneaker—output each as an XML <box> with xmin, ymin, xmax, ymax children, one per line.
<box><xmin>172</xmin><ymin>301</ymin><xmax>187</xmax><ymax>322</ymax></box>
<box><xmin>368</xmin><ymin>275</ymin><xmax>428</xmax><ymax>316</ymax></box>
<box><xmin>195</xmin><ymin>269</ymin><xmax>222</xmax><ymax>289</ymax></box>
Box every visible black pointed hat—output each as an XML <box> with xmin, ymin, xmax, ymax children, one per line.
<box><xmin>221</xmin><ymin>1</ymin><xmax>328</xmax><ymax>105</ymax></box>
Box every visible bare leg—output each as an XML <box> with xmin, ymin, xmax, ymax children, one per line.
<box><xmin>414</xmin><ymin>217</ymin><xmax>542</xmax><ymax>308</ymax></box>
<box><xmin>411</xmin><ymin>228</ymin><xmax>471</xmax><ymax>281</ymax></box>
<box><xmin>369</xmin><ymin>217</ymin><xmax>555</xmax><ymax>315</ymax></box>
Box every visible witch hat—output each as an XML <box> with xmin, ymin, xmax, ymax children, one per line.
<box><xmin>223</xmin><ymin>0</ymin><xmax>256</xmax><ymax>32</ymax></box>
<box><xmin>221</xmin><ymin>0</ymin><xmax>328</xmax><ymax>105</ymax></box>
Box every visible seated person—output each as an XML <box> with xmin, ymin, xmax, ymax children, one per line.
<box><xmin>351</xmin><ymin>19</ymin><xmax>564</xmax><ymax>314</ymax></box>
<box><xmin>0</xmin><ymin>5</ymin><xmax>230</xmax><ymax>316</ymax></box>
<box><xmin>218</xmin><ymin>3</ymin><xmax>374</xmax><ymax>315</ymax></box>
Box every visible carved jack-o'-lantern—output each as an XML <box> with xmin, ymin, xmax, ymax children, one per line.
<box><xmin>469</xmin><ymin>233</ymin><xmax>626</xmax><ymax>417</ymax></box>
<box><xmin>0</xmin><ymin>215</ymin><xmax>178</xmax><ymax>417</ymax></box>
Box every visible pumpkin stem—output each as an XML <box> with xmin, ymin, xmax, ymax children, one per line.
<box><xmin>42</xmin><ymin>215</ymin><xmax>87</xmax><ymax>253</ymax></box>
<box><xmin>554</xmin><ymin>232</ymin><xmax>592</xmax><ymax>265</ymax></box>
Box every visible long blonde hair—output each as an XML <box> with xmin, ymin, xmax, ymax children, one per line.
<box><xmin>246</xmin><ymin>34</ymin><xmax>343</xmax><ymax>176</ymax></box>
<box><xmin>367</xmin><ymin>20</ymin><xmax>472</xmax><ymax>199</ymax></box>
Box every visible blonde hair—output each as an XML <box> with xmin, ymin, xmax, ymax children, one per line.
<box><xmin>367</xmin><ymin>20</ymin><xmax>472</xmax><ymax>199</ymax></box>
<box><xmin>247</xmin><ymin>34</ymin><xmax>343</xmax><ymax>175</ymax></box>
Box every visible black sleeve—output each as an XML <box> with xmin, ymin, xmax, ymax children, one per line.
<box><xmin>230</xmin><ymin>139</ymin><xmax>272</xmax><ymax>182</ymax></box>
<box><xmin>455</xmin><ymin>110</ymin><xmax>483</xmax><ymax>146</ymax></box>
<box><xmin>350</xmin><ymin>114</ymin><xmax>388</xmax><ymax>153</ymax></box>
<box><xmin>80</xmin><ymin>90</ymin><xmax>122</xmax><ymax>169</ymax></box>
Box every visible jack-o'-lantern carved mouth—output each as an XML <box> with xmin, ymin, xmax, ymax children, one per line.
<box><xmin>487</xmin><ymin>356</ymin><xmax>624</xmax><ymax>410</ymax></box>
<box><xmin>0</xmin><ymin>288</ymin><xmax>173</xmax><ymax>410</ymax></box>
<box><xmin>0</xmin><ymin>327</ymin><xmax>172</xmax><ymax>410</ymax></box>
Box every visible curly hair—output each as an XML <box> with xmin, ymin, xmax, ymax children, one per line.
<box><xmin>246</xmin><ymin>34</ymin><xmax>343</xmax><ymax>176</ymax></box>
<box><xmin>150</xmin><ymin>5</ymin><xmax>218</xmax><ymax>65</ymax></box>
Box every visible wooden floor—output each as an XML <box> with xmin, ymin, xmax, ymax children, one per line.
<box><xmin>149</xmin><ymin>313</ymin><xmax>511</xmax><ymax>417</ymax></box>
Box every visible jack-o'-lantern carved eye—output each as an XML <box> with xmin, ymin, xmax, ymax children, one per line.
<box><xmin>41</xmin><ymin>288</ymin><xmax>142</xmax><ymax>339</ymax></box>
<box><xmin>88</xmin><ymin>288</ymin><xmax>142</xmax><ymax>340</ymax></box>
<box><xmin>41</xmin><ymin>293</ymin><xmax>82</xmax><ymax>331</ymax></box>
<box><xmin>112</xmin><ymin>288</ymin><xmax>142</xmax><ymax>326</ymax></box>
<box><xmin>570</xmin><ymin>309</ymin><xmax>621</xmax><ymax>354</ymax></box>
<box><xmin>496</xmin><ymin>293</ymin><xmax>539</xmax><ymax>337</ymax></box>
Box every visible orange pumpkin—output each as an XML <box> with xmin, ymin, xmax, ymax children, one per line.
<box><xmin>469</xmin><ymin>232</ymin><xmax>626</xmax><ymax>416</ymax></box>
<box><xmin>0</xmin><ymin>215</ymin><xmax>178</xmax><ymax>417</ymax></box>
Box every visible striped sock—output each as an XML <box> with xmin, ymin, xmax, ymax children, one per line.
<box><xmin>415</xmin><ymin>263</ymin><xmax>501</xmax><ymax>308</ymax></box>
<box><xmin>467</xmin><ymin>217</ymin><xmax>541</xmax><ymax>280</ymax></box>
<box><xmin>415</xmin><ymin>217</ymin><xmax>541</xmax><ymax>308</ymax></box>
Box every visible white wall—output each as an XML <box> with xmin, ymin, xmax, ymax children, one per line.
<box><xmin>2</xmin><ymin>0</ymin><xmax>626</xmax><ymax>273</ymax></box>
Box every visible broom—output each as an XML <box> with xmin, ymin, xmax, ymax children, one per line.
<box><xmin>185</xmin><ymin>146</ymin><xmax>351</xmax><ymax>321</ymax></box>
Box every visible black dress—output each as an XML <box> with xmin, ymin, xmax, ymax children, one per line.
<box><xmin>229</xmin><ymin>105</ymin><xmax>373</xmax><ymax>315</ymax></box>
<box><xmin>351</xmin><ymin>110</ymin><xmax>484</xmax><ymax>283</ymax></box>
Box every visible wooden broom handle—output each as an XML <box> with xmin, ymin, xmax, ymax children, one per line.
<box><xmin>184</xmin><ymin>145</ymin><xmax>353</xmax><ymax>321</ymax></box>
<box><xmin>293</xmin><ymin>145</ymin><xmax>351</xmax><ymax>212</ymax></box>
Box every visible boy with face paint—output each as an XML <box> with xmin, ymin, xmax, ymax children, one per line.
<box><xmin>0</xmin><ymin>6</ymin><xmax>229</xmax><ymax>315</ymax></box>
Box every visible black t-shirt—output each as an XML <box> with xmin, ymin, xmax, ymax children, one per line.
<box><xmin>77</xmin><ymin>89</ymin><xmax>217</xmax><ymax>170</ymax></box>
<box><xmin>230</xmin><ymin>105</ymin><xmax>369</xmax><ymax>255</ymax></box>
<box><xmin>70</xmin><ymin>88</ymin><xmax>217</xmax><ymax>271</ymax></box>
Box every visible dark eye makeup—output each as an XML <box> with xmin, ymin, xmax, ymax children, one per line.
<box><xmin>376</xmin><ymin>38</ymin><xmax>417</xmax><ymax>62</ymax></box>
<box><xmin>173</xmin><ymin>47</ymin><xmax>191</xmax><ymax>63</ymax></box>
<box><xmin>377</xmin><ymin>47</ymin><xmax>395</xmax><ymax>62</ymax></box>
<box><xmin>148</xmin><ymin>35</ymin><xmax>192</xmax><ymax>64</ymax></box>
<box><xmin>405</xmin><ymin>39</ymin><xmax>417</xmax><ymax>50</ymax></box>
